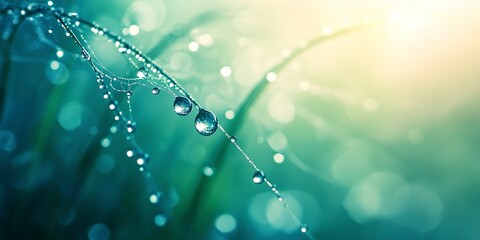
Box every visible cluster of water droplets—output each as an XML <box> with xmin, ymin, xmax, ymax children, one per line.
<box><xmin>1</xmin><ymin>3</ymin><xmax>316</xmax><ymax>239</ymax></box>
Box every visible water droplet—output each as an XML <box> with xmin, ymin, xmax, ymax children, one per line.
<box><xmin>203</xmin><ymin>166</ymin><xmax>214</xmax><ymax>176</ymax></box>
<box><xmin>81</xmin><ymin>50</ymin><xmax>91</xmax><ymax>60</ymax></box>
<box><xmin>252</xmin><ymin>171</ymin><xmax>265</xmax><ymax>184</ymax></box>
<box><xmin>126</xmin><ymin>90</ymin><xmax>133</xmax><ymax>96</ymax></box>
<box><xmin>126</xmin><ymin>121</ymin><xmax>136</xmax><ymax>133</ymax></box>
<box><xmin>109</xmin><ymin>103</ymin><xmax>116</xmax><ymax>110</ymax></box>
<box><xmin>137</xmin><ymin>67</ymin><xmax>148</xmax><ymax>79</ymax></box>
<box><xmin>149</xmin><ymin>191</ymin><xmax>162</xmax><ymax>204</ymax></box>
<box><xmin>173</xmin><ymin>96</ymin><xmax>192</xmax><ymax>116</ymax></box>
<box><xmin>110</xmin><ymin>126</ymin><xmax>118</xmax><ymax>133</ymax></box>
<box><xmin>136</xmin><ymin>154</ymin><xmax>150</xmax><ymax>166</ymax></box>
<box><xmin>229</xmin><ymin>136</ymin><xmax>237</xmax><ymax>143</ymax></box>
<box><xmin>154</xmin><ymin>214</ymin><xmax>167</xmax><ymax>227</ymax></box>
<box><xmin>266</xmin><ymin>72</ymin><xmax>277</xmax><ymax>82</ymax></box>
<box><xmin>126</xmin><ymin>149</ymin><xmax>134</xmax><ymax>157</ymax></box>
<box><xmin>194</xmin><ymin>109</ymin><xmax>218</xmax><ymax>136</ymax></box>
<box><xmin>151</xmin><ymin>87</ymin><xmax>160</xmax><ymax>95</ymax></box>
<box><xmin>118</xmin><ymin>47</ymin><xmax>127</xmax><ymax>53</ymax></box>
<box><xmin>101</xmin><ymin>137</ymin><xmax>111</xmax><ymax>148</ymax></box>
<box><xmin>300</xmin><ymin>225</ymin><xmax>308</xmax><ymax>233</ymax></box>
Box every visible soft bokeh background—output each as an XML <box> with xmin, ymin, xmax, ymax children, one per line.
<box><xmin>1</xmin><ymin>0</ymin><xmax>480</xmax><ymax>239</ymax></box>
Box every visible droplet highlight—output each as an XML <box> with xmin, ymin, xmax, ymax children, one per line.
<box><xmin>194</xmin><ymin>109</ymin><xmax>218</xmax><ymax>136</ymax></box>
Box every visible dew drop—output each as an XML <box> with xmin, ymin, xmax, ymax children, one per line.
<box><xmin>118</xmin><ymin>47</ymin><xmax>127</xmax><ymax>53</ymax></box>
<box><xmin>229</xmin><ymin>136</ymin><xmax>237</xmax><ymax>143</ymax></box>
<box><xmin>173</xmin><ymin>96</ymin><xmax>192</xmax><ymax>116</ymax></box>
<box><xmin>203</xmin><ymin>166</ymin><xmax>214</xmax><ymax>177</ymax></box>
<box><xmin>126</xmin><ymin>149</ymin><xmax>134</xmax><ymax>158</ymax></box>
<box><xmin>137</xmin><ymin>67</ymin><xmax>148</xmax><ymax>79</ymax></box>
<box><xmin>252</xmin><ymin>171</ymin><xmax>265</xmax><ymax>184</ymax></box>
<box><xmin>81</xmin><ymin>50</ymin><xmax>91</xmax><ymax>60</ymax></box>
<box><xmin>300</xmin><ymin>225</ymin><xmax>308</xmax><ymax>233</ymax></box>
<box><xmin>149</xmin><ymin>191</ymin><xmax>162</xmax><ymax>204</ymax></box>
<box><xmin>126</xmin><ymin>121</ymin><xmax>136</xmax><ymax>133</ymax></box>
<box><xmin>136</xmin><ymin>154</ymin><xmax>150</xmax><ymax>166</ymax></box>
<box><xmin>194</xmin><ymin>109</ymin><xmax>218</xmax><ymax>136</ymax></box>
<box><xmin>151</xmin><ymin>87</ymin><xmax>160</xmax><ymax>95</ymax></box>
<box><xmin>126</xmin><ymin>90</ymin><xmax>133</xmax><ymax>96</ymax></box>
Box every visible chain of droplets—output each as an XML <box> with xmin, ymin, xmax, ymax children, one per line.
<box><xmin>2</xmin><ymin>3</ymin><xmax>316</xmax><ymax>239</ymax></box>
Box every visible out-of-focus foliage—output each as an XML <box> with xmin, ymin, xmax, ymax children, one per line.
<box><xmin>1</xmin><ymin>0</ymin><xmax>480</xmax><ymax>239</ymax></box>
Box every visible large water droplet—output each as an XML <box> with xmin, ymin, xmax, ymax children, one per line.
<box><xmin>173</xmin><ymin>96</ymin><xmax>192</xmax><ymax>116</ymax></box>
<box><xmin>252</xmin><ymin>171</ymin><xmax>265</xmax><ymax>184</ymax></box>
<box><xmin>194</xmin><ymin>109</ymin><xmax>218</xmax><ymax>136</ymax></box>
<box><xmin>137</xmin><ymin>67</ymin><xmax>148</xmax><ymax>79</ymax></box>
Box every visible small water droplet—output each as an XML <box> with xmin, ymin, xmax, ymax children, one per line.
<box><xmin>149</xmin><ymin>191</ymin><xmax>162</xmax><ymax>204</ymax></box>
<box><xmin>136</xmin><ymin>154</ymin><xmax>150</xmax><ymax>166</ymax></box>
<box><xmin>109</xmin><ymin>103</ymin><xmax>116</xmax><ymax>110</ymax></box>
<box><xmin>110</xmin><ymin>126</ymin><xmax>118</xmax><ymax>133</ymax></box>
<box><xmin>126</xmin><ymin>149</ymin><xmax>134</xmax><ymax>157</ymax></box>
<box><xmin>300</xmin><ymin>225</ymin><xmax>308</xmax><ymax>233</ymax></box>
<box><xmin>118</xmin><ymin>47</ymin><xmax>127</xmax><ymax>53</ymax></box>
<box><xmin>151</xmin><ymin>87</ymin><xmax>160</xmax><ymax>95</ymax></box>
<box><xmin>173</xmin><ymin>96</ymin><xmax>192</xmax><ymax>116</ymax></box>
<box><xmin>203</xmin><ymin>167</ymin><xmax>214</xmax><ymax>176</ymax></box>
<box><xmin>101</xmin><ymin>137</ymin><xmax>111</xmax><ymax>148</ymax></box>
<box><xmin>126</xmin><ymin>90</ymin><xmax>133</xmax><ymax>96</ymax></box>
<box><xmin>137</xmin><ymin>67</ymin><xmax>148</xmax><ymax>79</ymax></box>
<box><xmin>126</xmin><ymin>121</ymin><xmax>136</xmax><ymax>133</ymax></box>
<box><xmin>229</xmin><ymin>136</ymin><xmax>237</xmax><ymax>143</ymax></box>
<box><xmin>194</xmin><ymin>109</ymin><xmax>218</xmax><ymax>136</ymax></box>
<box><xmin>81</xmin><ymin>50</ymin><xmax>91</xmax><ymax>60</ymax></box>
<box><xmin>154</xmin><ymin>214</ymin><xmax>167</xmax><ymax>227</ymax></box>
<box><xmin>252</xmin><ymin>171</ymin><xmax>265</xmax><ymax>184</ymax></box>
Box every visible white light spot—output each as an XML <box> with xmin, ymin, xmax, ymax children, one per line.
<box><xmin>225</xmin><ymin>110</ymin><xmax>235</xmax><ymax>120</ymax></box>
<box><xmin>203</xmin><ymin>167</ymin><xmax>214</xmax><ymax>176</ymax></box>
<box><xmin>266</xmin><ymin>72</ymin><xmax>277</xmax><ymax>82</ymax></box>
<box><xmin>50</xmin><ymin>60</ymin><xmax>60</xmax><ymax>70</ymax></box>
<box><xmin>56</xmin><ymin>50</ymin><xmax>64</xmax><ymax>58</ymax></box>
<box><xmin>197</xmin><ymin>34</ymin><xmax>213</xmax><ymax>47</ymax></box>
<box><xmin>220</xmin><ymin>66</ymin><xmax>232</xmax><ymax>77</ymax></box>
<box><xmin>215</xmin><ymin>214</ymin><xmax>236</xmax><ymax>233</ymax></box>
<box><xmin>188</xmin><ymin>41</ymin><xmax>199</xmax><ymax>52</ymax></box>
<box><xmin>273</xmin><ymin>153</ymin><xmax>284</xmax><ymax>164</ymax></box>
<box><xmin>128</xmin><ymin>25</ymin><xmax>140</xmax><ymax>36</ymax></box>
<box><xmin>47</xmin><ymin>1</ymin><xmax>53</xmax><ymax>6</ymax></box>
